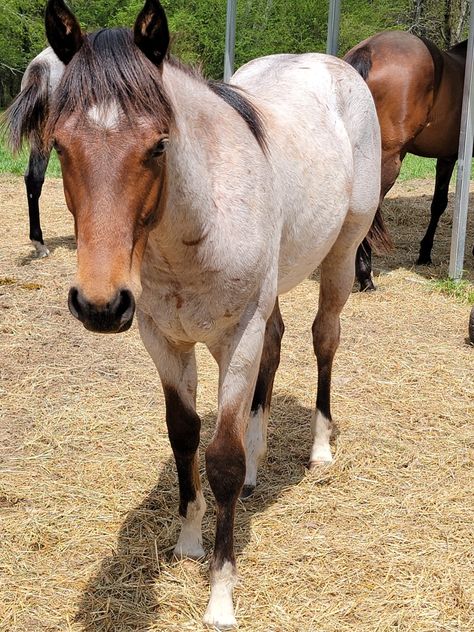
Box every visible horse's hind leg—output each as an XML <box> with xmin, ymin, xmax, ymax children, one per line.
<box><xmin>417</xmin><ymin>156</ymin><xmax>456</xmax><ymax>265</ymax></box>
<box><xmin>241</xmin><ymin>298</ymin><xmax>284</xmax><ymax>498</ymax></box>
<box><xmin>311</xmin><ymin>220</ymin><xmax>369</xmax><ymax>467</ymax></box>
<box><xmin>355</xmin><ymin>239</ymin><xmax>374</xmax><ymax>292</ymax></box>
<box><xmin>137</xmin><ymin>311</ymin><xmax>206</xmax><ymax>559</ymax></box>
<box><xmin>25</xmin><ymin>148</ymin><xmax>50</xmax><ymax>258</ymax></box>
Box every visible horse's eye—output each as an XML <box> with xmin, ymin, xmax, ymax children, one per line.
<box><xmin>150</xmin><ymin>138</ymin><xmax>169</xmax><ymax>157</ymax></box>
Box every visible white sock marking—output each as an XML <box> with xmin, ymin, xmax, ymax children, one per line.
<box><xmin>310</xmin><ymin>409</ymin><xmax>333</xmax><ymax>464</ymax></box>
<box><xmin>174</xmin><ymin>490</ymin><xmax>206</xmax><ymax>559</ymax></box>
<box><xmin>31</xmin><ymin>240</ymin><xmax>50</xmax><ymax>258</ymax></box>
<box><xmin>203</xmin><ymin>561</ymin><xmax>237</xmax><ymax>628</ymax></box>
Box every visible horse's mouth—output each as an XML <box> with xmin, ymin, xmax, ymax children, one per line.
<box><xmin>68</xmin><ymin>287</ymin><xmax>135</xmax><ymax>334</ymax></box>
<box><xmin>80</xmin><ymin>315</ymin><xmax>134</xmax><ymax>334</ymax></box>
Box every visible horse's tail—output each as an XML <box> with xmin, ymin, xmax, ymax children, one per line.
<box><xmin>1</xmin><ymin>60</ymin><xmax>51</xmax><ymax>155</ymax></box>
<box><xmin>365</xmin><ymin>207</ymin><xmax>393</xmax><ymax>253</ymax></box>
<box><xmin>344</xmin><ymin>43</ymin><xmax>373</xmax><ymax>81</ymax></box>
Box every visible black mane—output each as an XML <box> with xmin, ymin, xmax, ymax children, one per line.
<box><xmin>47</xmin><ymin>28</ymin><xmax>172</xmax><ymax>135</ymax></box>
<box><xmin>47</xmin><ymin>27</ymin><xmax>267</xmax><ymax>154</ymax></box>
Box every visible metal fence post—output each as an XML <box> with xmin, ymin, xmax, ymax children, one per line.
<box><xmin>224</xmin><ymin>0</ymin><xmax>237</xmax><ymax>82</ymax></box>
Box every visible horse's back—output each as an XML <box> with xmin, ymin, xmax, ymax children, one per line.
<box><xmin>21</xmin><ymin>47</ymin><xmax>64</xmax><ymax>94</ymax></box>
<box><xmin>232</xmin><ymin>54</ymin><xmax>380</xmax><ymax>293</ymax></box>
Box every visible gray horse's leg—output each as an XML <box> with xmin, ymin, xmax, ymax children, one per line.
<box><xmin>25</xmin><ymin>148</ymin><xmax>51</xmax><ymax>257</ymax></box>
<box><xmin>241</xmin><ymin>298</ymin><xmax>284</xmax><ymax>498</ymax></box>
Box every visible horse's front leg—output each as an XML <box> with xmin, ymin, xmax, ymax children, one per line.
<box><xmin>203</xmin><ymin>307</ymin><xmax>269</xmax><ymax>628</ymax></box>
<box><xmin>137</xmin><ymin>311</ymin><xmax>206</xmax><ymax>559</ymax></box>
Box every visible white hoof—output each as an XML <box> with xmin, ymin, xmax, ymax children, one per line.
<box><xmin>173</xmin><ymin>536</ymin><xmax>205</xmax><ymax>560</ymax></box>
<box><xmin>32</xmin><ymin>241</ymin><xmax>50</xmax><ymax>258</ymax></box>
<box><xmin>202</xmin><ymin>601</ymin><xmax>237</xmax><ymax>629</ymax></box>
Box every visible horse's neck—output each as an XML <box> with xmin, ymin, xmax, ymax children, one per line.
<box><xmin>154</xmin><ymin>65</ymin><xmax>263</xmax><ymax>254</ymax></box>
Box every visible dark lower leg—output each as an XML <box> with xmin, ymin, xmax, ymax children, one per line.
<box><xmin>309</xmin><ymin>310</ymin><xmax>340</xmax><ymax>466</ymax></box>
<box><xmin>204</xmin><ymin>425</ymin><xmax>246</xmax><ymax>626</ymax></box>
<box><xmin>418</xmin><ymin>157</ymin><xmax>456</xmax><ymax>264</ymax></box>
<box><xmin>242</xmin><ymin>299</ymin><xmax>284</xmax><ymax>497</ymax></box>
<box><xmin>356</xmin><ymin>239</ymin><xmax>375</xmax><ymax>291</ymax></box>
<box><xmin>25</xmin><ymin>150</ymin><xmax>50</xmax><ymax>251</ymax></box>
<box><xmin>163</xmin><ymin>385</ymin><xmax>204</xmax><ymax>558</ymax></box>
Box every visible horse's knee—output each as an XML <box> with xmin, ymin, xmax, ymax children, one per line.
<box><xmin>206</xmin><ymin>432</ymin><xmax>246</xmax><ymax>505</ymax></box>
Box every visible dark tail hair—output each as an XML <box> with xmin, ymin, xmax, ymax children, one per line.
<box><xmin>344</xmin><ymin>44</ymin><xmax>372</xmax><ymax>81</ymax></box>
<box><xmin>365</xmin><ymin>207</ymin><xmax>393</xmax><ymax>253</ymax></box>
<box><xmin>1</xmin><ymin>61</ymin><xmax>50</xmax><ymax>155</ymax></box>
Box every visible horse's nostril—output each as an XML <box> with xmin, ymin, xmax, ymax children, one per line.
<box><xmin>68</xmin><ymin>287</ymin><xmax>82</xmax><ymax>319</ymax></box>
<box><xmin>116</xmin><ymin>289</ymin><xmax>135</xmax><ymax>321</ymax></box>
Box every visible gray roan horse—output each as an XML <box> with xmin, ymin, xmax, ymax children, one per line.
<box><xmin>5</xmin><ymin>47</ymin><xmax>64</xmax><ymax>257</ymax></box>
<box><xmin>8</xmin><ymin>0</ymin><xmax>383</xmax><ymax>626</ymax></box>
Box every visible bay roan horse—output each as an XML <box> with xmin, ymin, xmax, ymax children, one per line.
<box><xmin>345</xmin><ymin>31</ymin><xmax>471</xmax><ymax>291</ymax></box>
<box><xmin>4</xmin><ymin>47</ymin><xmax>64</xmax><ymax>257</ymax></box>
<box><xmin>23</xmin><ymin>0</ymin><xmax>382</xmax><ymax>627</ymax></box>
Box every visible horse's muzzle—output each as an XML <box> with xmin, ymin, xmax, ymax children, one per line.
<box><xmin>68</xmin><ymin>287</ymin><xmax>135</xmax><ymax>334</ymax></box>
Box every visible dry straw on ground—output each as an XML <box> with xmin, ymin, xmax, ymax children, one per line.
<box><xmin>1</xmin><ymin>174</ymin><xmax>473</xmax><ymax>632</ymax></box>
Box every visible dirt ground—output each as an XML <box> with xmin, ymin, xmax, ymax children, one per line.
<box><xmin>0</xmin><ymin>174</ymin><xmax>473</xmax><ymax>632</ymax></box>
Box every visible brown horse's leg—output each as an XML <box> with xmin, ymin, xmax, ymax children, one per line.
<box><xmin>137</xmin><ymin>311</ymin><xmax>206</xmax><ymax>559</ymax></box>
<box><xmin>25</xmin><ymin>148</ymin><xmax>51</xmax><ymax>258</ymax></box>
<box><xmin>241</xmin><ymin>298</ymin><xmax>284</xmax><ymax>498</ymax></box>
<box><xmin>418</xmin><ymin>156</ymin><xmax>457</xmax><ymax>264</ymax></box>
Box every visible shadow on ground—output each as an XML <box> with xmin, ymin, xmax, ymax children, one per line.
<box><xmin>17</xmin><ymin>235</ymin><xmax>76</xmax><ymax>266</ymax></box>
<box><xmin>74</xmin><ymin>394</ymin><xmax>317</xmax><ymax>631</ymax></box>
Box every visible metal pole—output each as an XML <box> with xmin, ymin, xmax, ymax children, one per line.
<box><xmin>449</xmin><ymin>0</ymin><xmax>474</xmax><ymax>279</ymax></box>
<box><xmin>224</xmin><ymin>0</ymin><xmax>237</xmax><ymax>82</ymax></box>
<box><xmin>326</xmin><ymin>0</ymin><xmax>341</xmax><ymax>56</ymax></box>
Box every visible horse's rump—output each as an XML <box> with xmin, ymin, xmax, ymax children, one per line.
<box><xmin>2</xmin><ymin>61</ymin><xmax>51</xmax><ymax>154</ymax></box>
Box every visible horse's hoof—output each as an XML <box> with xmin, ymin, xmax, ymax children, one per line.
<box><xmin>469</xmin><ymin>307</ymin><xmax>474</xmax><ymax>344</ymax></box>
<box><xmin>32</xmin><ymin>241</ymin><xmax>50</xmax><ymax>258</ymax></box>
<box><xmin>240</xmin><ymin>484</ymin><xmax>255</xmax><ymax>499</ymax></box>
<box><xmin>202</xmin><ymin>611</ymin><xmax>237</xmax><ymax>630</ymax></box>
<box><xmin>359</xmin><ymin>280</ymin><xmax>376</xmax><ymax>292</ymax></box>
<box><xmin>416</xmin><ymin>255</ymin><xmax>432</xmax><ymax>265</ymax></box>
<box><xmin>308</xmin><ymin>459</ymin><xmax>332</xmax><ymax>471</ymax></box>
<box><xmin>173</xmin><ymin>539</ymin><xmax>205</xmax><ymax>561</ymax></box>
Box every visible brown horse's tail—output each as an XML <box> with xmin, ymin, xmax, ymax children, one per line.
<box><xmin>344</xmin><ymin>43</ymin><xmax>373</xmax><ymax>81</ymax></box>
<box><xmin>366</xmin><ymin>207</ymin><xmax>393</xmax><ymax>254</ymax></box>
<box><xmin>1</xmin><ymin>61</ymin><xmax>50</xmax><ymax>155</ymax></box>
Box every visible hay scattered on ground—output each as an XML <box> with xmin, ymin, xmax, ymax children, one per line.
<box><xmin>0</xmin><ymin>175</ymin><xmax>473</xmax><ymax>631</ymax></box>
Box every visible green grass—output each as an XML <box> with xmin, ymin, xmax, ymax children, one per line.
<box><xmin>431</xmin><ymin>277</ymin><xmax>474</xmax><ymax>305</ymax></box>
<box><xmin>0</xmin><ymin>126</ymin><xmax>472</xmax><ymax>183</ymax></box>
<box><xmin>399</xmin><ymin>154</ymin><xmax>474</xmax><ymax>182</ymax></box>
<box><xmin>0</xmin><ymin>139</ymin><xmax>61</xmax><ymax>177</ymax></box>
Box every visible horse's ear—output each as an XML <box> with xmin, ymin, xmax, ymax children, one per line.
<box><xmin>134</xmin><ymin>0</ymin><xmax>169</xmax><ymax>67</ymax></box>
<box><xmin>45</xmin><ymin>0</ymin><xmax>83</xmax><ymax>65</ymax></box>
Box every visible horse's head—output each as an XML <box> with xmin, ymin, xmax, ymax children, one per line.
<box><xmin>45</xmin><ymin>0</ymin><xmax>171</xmax><ymax>333</ymax></box>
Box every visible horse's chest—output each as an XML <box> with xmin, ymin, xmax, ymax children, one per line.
<box><xmin>138</xmin><ymin>277</ymin><xmax>245</xmax><ymax>344</ymax></box>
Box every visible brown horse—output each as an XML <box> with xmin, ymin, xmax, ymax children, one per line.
<box><xmin>345</xmin><ymin>31</ymin><xmax>471</xmax><ymax>291</ymax></box>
